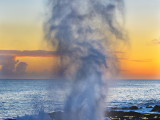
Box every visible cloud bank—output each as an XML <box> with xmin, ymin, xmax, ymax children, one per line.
<box><xmin>0</xmin><ymin>54</ymin><xmax>51</xmax><ymax>79</ymax></box>
<box><xmin>0</xmin><ymin>50</ymin><xmax>125</xmax><ymax>79</ymax></box>
<box><xmin>0</xmin><ymin>50</ymin><xmax>124</xmax><ymax>57</ymax></box>
<box><xmin>0</xmin><ymin>55</ymin><xmax>26</xmax><ymax>78</ymax></box>
<box><xmin>118</xmin><ymin>58</ymin><xmax>155</xmax><ymax>62</ymax></box>
<box><xmin>0</xmin><ymin>50</ymin><xmax>60</xmax><ymax>57</ymax></box>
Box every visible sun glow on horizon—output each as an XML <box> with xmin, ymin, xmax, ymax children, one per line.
<box><xmin>0</xmin><ymin>0</ymin><xmax>160</xmax><ymax>79</ymax></box>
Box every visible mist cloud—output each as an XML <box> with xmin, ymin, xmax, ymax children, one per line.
<box><xmin>44</xmin><ymin>0</ymin><xmax>127</xmax><ymax>119</ymax></box>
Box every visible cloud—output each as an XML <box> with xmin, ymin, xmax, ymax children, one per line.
<box><xmin>0</xmin><ymin>55</ymin><xmax>19</xmax><ymax>75</ymax></box>
<box><xmin>0</xmin><ymin>55</ymin><xmax>28</xmax><ymax>78</ymax></box>
<box><xmin>151</xmin><ymin>39</ymin><xmax>160</xmax><ymax>45</ymax></box>
<box><xmin>0</xmin><ymin>50</ymin><xmax>125</xmax><ymax>57</ymax></box>
<box><xmin>0</xmin><ymin>54</ymin><xmax>52</xmax><ymax>79</ymax></box>
<box><xmin>118</xmin><ymin>58</ymin><xmax>154</xmax><ymax>62</ymax></box>
<box><xmin>130</xmin><ymin>60</ymin><xmax>152</xmax><ymax>62</ymax></box>
<box><xmin>147</xmin><ymin>38</ymin><xmax>160</xmax><ymax>45</ymax></box>
<box><xmin>0</xmin><ymin>55</ymin><xmax>16</xmax><ymax>64</ymax></box>
<box><xmin>0</xmin><ymin>50</ymin><xmax>125</xmax><ymax>79</ymax></box>
<box><xmin>16</xmin><ymin>62</ymin><xmax>28</xmax><ymax>74</ymax></box>
<box><xmin>0</xmin><ymin>50</ymin><xmax>60</xmax><ymax>57</ymax></box>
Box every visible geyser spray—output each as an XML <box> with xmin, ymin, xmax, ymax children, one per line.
<box><xmin>44</xmin><ymin>0</ymin><xmax>126</xmax><ymax>119</ymax></box>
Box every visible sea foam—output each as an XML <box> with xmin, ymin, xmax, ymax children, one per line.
<box><xmin>16</xmin><ymin>110</ymin><xmax>51</xmax><ymax>120</ymax></box>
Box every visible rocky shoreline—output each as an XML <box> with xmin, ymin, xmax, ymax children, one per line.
<box><xmin>106</xmin><ymin>111</ymin><xmax>160</xmax><ymax>120</ymax></box>
<box><xmin>5</xmin><ymin>105</ymin><xmax>160</xmax><ymax>120</ymax></box>
<box><xmin>106</xmin><ymin>105</ymin><xmax>160</xmax><ymax>120</ymax></box>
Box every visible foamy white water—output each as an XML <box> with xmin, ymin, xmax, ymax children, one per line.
<box><xmin>1</xmin><ymin>79</ymin><xmax>160</xmax><ymax>119</ymax></box>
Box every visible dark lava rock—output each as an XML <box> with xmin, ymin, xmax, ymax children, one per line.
<box><xmin>106</xmin><ymin>111</ymin><xmax>160</xmax><ymax>120</ymax></box>
<box><xmin>106</xmin><ymin>111</ymin><xmax>142</xmax><ymax>119</ymax></box>
<box><xmin>146</xmin><ymin>105</ymin><xmax>153</xmax><ymax>108</ymax></box>
<box><xmin>6</xmin><ymin>110</ymin><xmax>160</xmax><ymax>120</ymax></box>
<box><xmin>48</xmin><ymin>111</ymin><xmax>63</xmax><ymax>120</ymax></box>
<box><xmin>151</xmin><ymin>105</ymin><xmax>160</xmax><ymax>112</ymax></box>
<box><xmin>111</xmin><ymin>107</ymin><xmax>117</xmax><ymax>109</ymax></box>
<box><xmin>106</xmin><ymin>111</ymin><xmax>126</xmax><ymax>117</ymax></box>
<box><xmin>122</xmin><ymin>107</ymin><xmax>128</xmax><ymax>110</ymax></box>
<box><xmin>129</xmin><ymin>106</ymin><xmax>138</xmax><ymax>110</ymax></box>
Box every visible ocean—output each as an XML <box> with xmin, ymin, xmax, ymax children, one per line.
<box><xmin>0</xmin><ymin>79</ymin><xmax>160</xmax><ymax>119</ymax></box>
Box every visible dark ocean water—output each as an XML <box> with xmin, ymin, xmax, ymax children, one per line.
<box><xmin>0</xmin><ymin>79</ymin><xmax>160</xmax><ymax>119</ymax></box>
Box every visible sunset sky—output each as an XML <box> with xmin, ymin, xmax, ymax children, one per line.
<box><xmin>0</xmin><ymin>0</ymin><xmax>160</xmax><ymax>79</ymax></box>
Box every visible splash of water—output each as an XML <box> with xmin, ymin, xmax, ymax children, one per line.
<box><xmin>44</xmin><ymin>0</ymin><xmax>126</xmax><ymax>120</ymax></box>
<box><xmin>16</xmin><ymin>110</ymin><xmax>51</xmax><ymax>120</ymax></box>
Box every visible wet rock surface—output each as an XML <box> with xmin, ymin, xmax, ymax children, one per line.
<box><xmin>122</xmin><ymin>107</ymin><xmax>128</xmax><ymax>110</ymax></box>
<box><xmin>129</xmin><ymin>106</ymin><xmax>138</xmax><ymax>110</ymax></box>
<box><xmin>151</xmin><ymin>105</ymin><xmax>160</xmax><ymax>112</ymax></box>
<box><xmin>146</xmin><ymin>105</ymin><xmax>153</xmax><ymax>108</ymax></box>
<box><xmin>47</xmin><ymin>111</ymin><xmax>160</xmax><ymax>120</ymax></box>
<box><xmin>5</xmin><ymin>105</ymin><xmax>160</xmax><ymax>120</ymax></box>
<box><xmin>5</xmin><ymin>111</ymin><xmax>160</xmax><ymax>120</ymax></box>
<box><xmin>106</xmin><ymin>111</ymin><xmax>160</xmax><ymax>120</ymax></box>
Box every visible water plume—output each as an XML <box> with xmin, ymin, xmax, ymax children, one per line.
<box><xmin>44</xmin><ymin>0</ymin><xmax>126</xmax><ymax>119</ymax></box>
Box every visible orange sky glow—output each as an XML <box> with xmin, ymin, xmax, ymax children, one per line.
<box><xmin>0</xmin><ymin>0</ymin><xmax>160</xmax><ymax>79</ymax></box>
